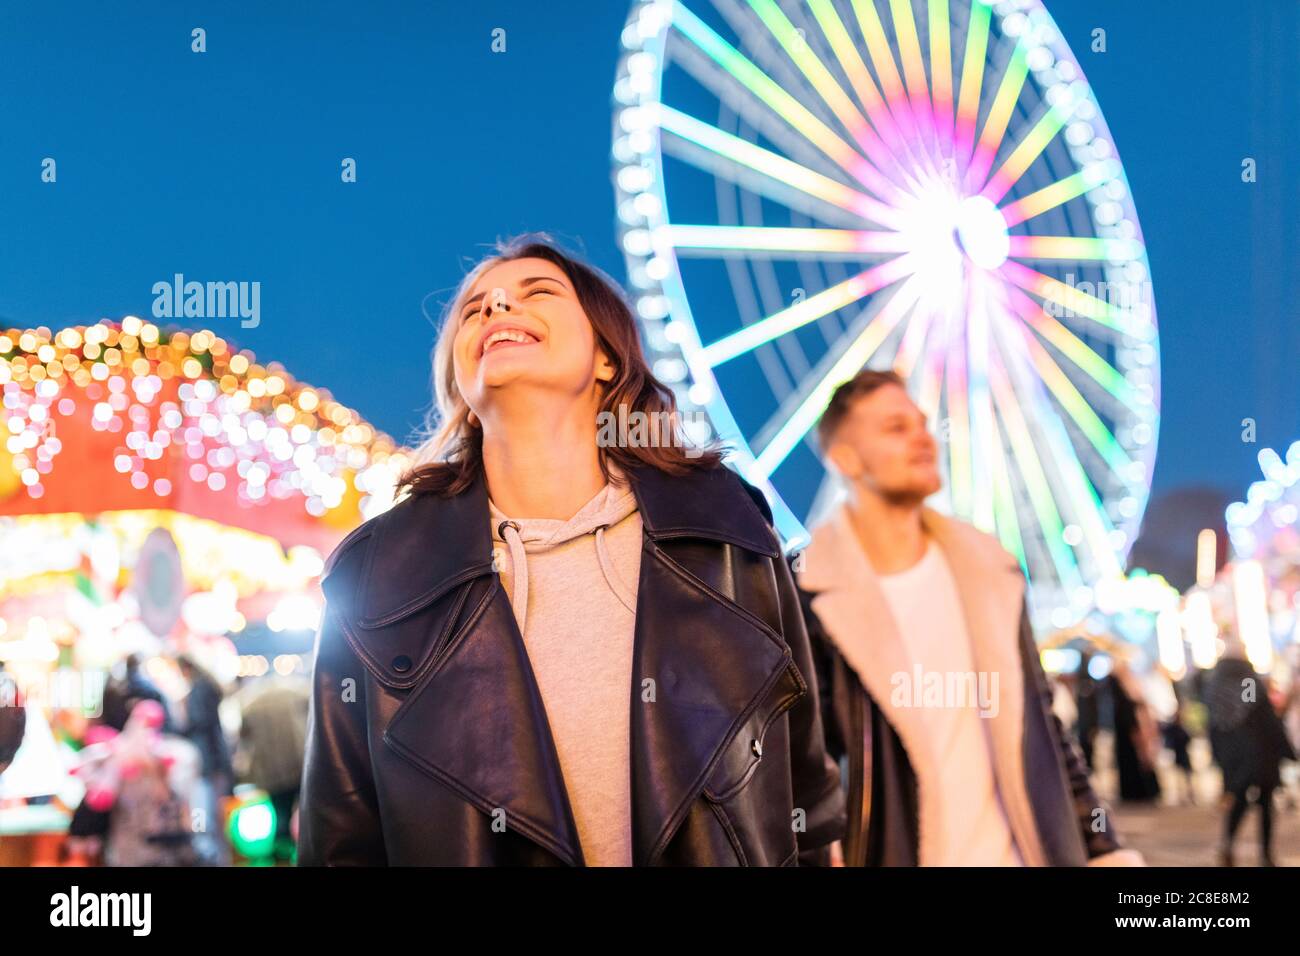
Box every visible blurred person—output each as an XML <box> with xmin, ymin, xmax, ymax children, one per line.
<box><xmin>176</xmin><ymin>654</ymin><xmax>235</xmax><ymax>865</ymax></box>
<box><xmin>796</xmin><ymin>369</ymin><xmax>1141</xmax><ymax>866</ymax></box>
<box><xmin>1206</xmin><ymin>637</ymin><xmax>1296</xmax><ymax>866</ymax></box>
<box><xmin>1051</xmin><ymin>673</ymin><xmax>1078</xmax><ymax>731</ymax></box>
<box><xmin>100</xmin><ymin>653</ymin><xmax>177</xmax><ymax>734</ymax></box>
<box><xmin>1074</xmin><ymin>649</ymin><xmax>1101</xmax><ymax>770</ymax></box>
<box><xmin>71</xmin><ymin>699</ymin><xmax>205</xmax><ymax>867</ymax></box>
<box><xmin>233</xmin><ymin>672</ymin><xmax>310</xmax><ymax>861</ymax></box>
<box><xmin>1282</xmin><ymin>646</ymin><xmax>1300</xmax><ymax>810</ymax></box>
<box><xmin>1161</xmin><ymin>701</ymin><xmax>1196</xmax><ymax>806</ymax></box>
<box><xmin>297</xmin><ymin>234</ymin><xmax>844</xmax><ymax>866</ymax></box>
<box><xmin>1109</xmin><ymin>656</ymin><xmax>1162</xmax><ymax>803</ymax></box>
<box><xmin>0</xmin><ymin>664</ymin><xmax>26</xmax><ymax>777</ymax></box>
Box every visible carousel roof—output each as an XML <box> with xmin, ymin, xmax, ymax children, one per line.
<box><xmin>0</xmin><ymin>317</ymin><xmax>411</xmax><ymax>551</ymax></box>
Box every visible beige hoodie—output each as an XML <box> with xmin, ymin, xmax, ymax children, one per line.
<box><xmin>488</xmin><ymin>464</ymin><xmax>642</xmax><ymax>867</ymax></box>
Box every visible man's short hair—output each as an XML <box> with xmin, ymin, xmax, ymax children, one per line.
<box><xmin>816</xmin><ymin>367</ymin><xmax>907</xmax><ymax>449</ymax></box>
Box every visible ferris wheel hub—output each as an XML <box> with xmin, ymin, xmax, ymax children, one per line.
<box><xmin>955</xmin><ymin>195</ymin><xmax>1011</xmax><ymax>270</ymax></box>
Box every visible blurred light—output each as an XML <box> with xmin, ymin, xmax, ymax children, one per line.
<box><xmin>1156</xmin><ymin>607</ymin><xmax>1186</xmax><ymax>679</ymax></box>
<box><xmin>1087</xmin><ymin>655</ymin><xmax>1112</xmax><ymax>680</ymax></box>
<box><xmin>1232</xmin><ymin>560</ymin><xmax>1273</xmax><ymax>672</ymax></box>
<box><xmin>1184</xmin><ymin>591</ymin><xmax>1218</xmax><ymax>669</ymax></box>
<box><xmin>1196</xmin><ymin>529</ymin><xmax>1217</xmax><ymax>588</ymax></box>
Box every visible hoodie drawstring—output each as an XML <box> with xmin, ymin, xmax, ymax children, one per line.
<box><xmin>497</xmin><ymin>519</ymin><xmax>636</xmax><ymax>637</ymax></box>
<box><xmin>594</xmin><ymin>525</ymin><xmax>637</xmax><ymax>613</ymax></box>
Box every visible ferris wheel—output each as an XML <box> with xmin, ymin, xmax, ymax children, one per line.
<box><xmin>611</xmin><ymin>0</ymin><xmax>1160</xmax><ymax>627</ymax></box>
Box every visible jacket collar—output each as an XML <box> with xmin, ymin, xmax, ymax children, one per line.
<box><xmin>355</xmin><ymin>460</ymin><xmax>779</xmax><ymax>628</ymax></box>
<box><xmin>798</xmin><ymin>501</ymin><xmax>1047</xmax><ymax>866</ymax></box>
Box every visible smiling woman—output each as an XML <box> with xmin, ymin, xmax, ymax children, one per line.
<box><xmin>295</xmin><ymin>233</ymin><xmax>848</xmax><ymax>866</ymax></box>
<box><xmin>395</xmin><ymin>233</ymin><xmax>727</xmax><ymax>498</ymax></box>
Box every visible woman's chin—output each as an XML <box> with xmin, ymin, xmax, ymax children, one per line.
<box><xmin>477</xmin><ymin>368</ymin><xmax>567</xmax><ymax>394</ymax></box>
<box><xmin>478</xmin><ymin>361</ymin><xmax>532</xmax><ymax>388</ymax></box>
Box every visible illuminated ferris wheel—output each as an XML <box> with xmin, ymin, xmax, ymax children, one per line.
<box><xmin>611</xmin><ymin>0</ymin><xmax>1160</xmax><ymax>627</ymax></box>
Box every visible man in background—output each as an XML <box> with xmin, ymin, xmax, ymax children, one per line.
<box><xmin>795</xmin><ymin>368</ymin><xmax>1142</xmax><ymax>866</ymax></box>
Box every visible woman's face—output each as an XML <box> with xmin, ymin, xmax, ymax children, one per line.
<box><xmin>452</xmin><ymin>257</ymin><xmax>613</xmax><ymax>420</ymax></box>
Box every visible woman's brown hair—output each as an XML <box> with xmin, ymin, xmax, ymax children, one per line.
<box><xmin>395</xmin><ymin>233</ymin><xmax>727</xmax><ymax>498</ymax></box>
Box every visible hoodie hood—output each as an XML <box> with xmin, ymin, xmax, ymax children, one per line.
<box><xmin>488</xmin><ymin>463</ymin><xmax>640</xmax><ymax>635</ymax></box>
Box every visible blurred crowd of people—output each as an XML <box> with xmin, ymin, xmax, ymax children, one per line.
<box><xmin>1053</xmin><ymin>638</ymin><xmax>1299</xmax><ymax>866</ymax></box>
<box><xmin>0</xmin><ymin>652</ymin><xmax>309</xmax><ymax>867</ymax></box>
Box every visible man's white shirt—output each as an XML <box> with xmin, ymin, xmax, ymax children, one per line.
<box><xmin>875</xmin><ymin>539</ymin><xmax>1024</xmax><ymax>867</ymax></box>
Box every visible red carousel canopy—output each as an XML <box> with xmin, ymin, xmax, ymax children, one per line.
<box><xmin>0</xmin><ymin>318</ymin><xmax>409</xmax><ymax>552</ymax></box>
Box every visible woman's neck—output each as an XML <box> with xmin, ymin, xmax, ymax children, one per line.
<box><xmin>480</xmin><ymin>395</ymin><xmax>607</xmax><ymax>520</ymax></box>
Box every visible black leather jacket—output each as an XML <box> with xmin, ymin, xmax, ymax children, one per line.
<box><xmin>799</xmin><ymin>582</ymin><xmax>1123</xmax><ymax>867</ymax></box>
<box><xmin>298</xmin><ymin>462</ymin><xmax>846</xmax><ymax>865</ymax></box>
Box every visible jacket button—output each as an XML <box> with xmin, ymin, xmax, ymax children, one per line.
<box><xmin>751</xmin><ymin>738</ymin><xmax>763</xmax><ymax>758</ymax></box>
<box><xmin>392</xmin><ymin>655</ymin><xmax>413</xmax><ymax>673</ymax></box>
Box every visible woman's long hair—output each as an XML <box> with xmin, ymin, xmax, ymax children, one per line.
<box><xmin>395</xmin><ymin>233</ymin><xmax>727</xmax><ymax>498</ymax></box>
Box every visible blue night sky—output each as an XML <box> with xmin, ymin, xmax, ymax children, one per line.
<box><xmin>1</xmin><ymin>0</ymin><xmax>1296</xmax><ymax>520</ymax></box>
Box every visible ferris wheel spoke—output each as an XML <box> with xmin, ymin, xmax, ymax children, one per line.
<box><xmin>928</xmin><ymin>0</ymin><xmax>954</xmax><ymax>141</ymax></box>
<box><xmin>885</xmin><ymin>0</ymin><xmax>937</xmax><ymax>150</ymax></box>
<box><xmin>967</xmin><ymin>311</ymin><xmax>1030</xmax><ymax>571</ymax></box>
<box><xmin>696</xmin><ymin>253</ymin><xmax>916</xmax><ymax>368</ymax></box>
<box><xmin>953</xmin><ymin>0</ymin><xmax>991</xmax><ymax>165</ymax></box>
<box><xmin>655</xmin><ymin>104</ymin><xmax>906</xmax><ymax>228</ymax></box>
<box><xmin>755</xmin><ymin>274</ymin><xmax>921</xmax><ymax>453</ymax></box>
<box><xmin>912</xmin><ymin>306</ymin><xmax>948</xmax><ymax>431</ymax></box>
<box><xmin>892</xmin><ymin>296</ymin><xmax>940</xmax><ymax>378</ymax></box>
<box><xmin>979</xmin><ymin>98</ymin><xmax>1077</xmax><ymax>203</ymax></box>
<box><xmin>1000</xmin><ymin>282</ymin><xmax>1141</xmax><ymax>413</ymax></box>
<box><xmin>805</xmin><ymin>0</ymin><xmax>911</xmax><ymax>161</ymax></box>
<box><xmin>750</xmin><ymin>272</ymin><xmax>926</xmax><ymax>480</ymax></box>
<box><xmin>850</xmin><ymin>0</ymin><xmax>929</xmax><ymax>167</ymax></box>
<box><xmin>964</xmin><ymin>271</ymin><xmax>997</xmax><ymax>532</ymax></box>
<box><xmin>991</xmin><ymin>308</ymin><xmax>1123</xmax><ymax>580</ymax></box>
<box><xmin>985</xmin><ymin>346</ymin><xmax>1085</xmax><ymax>594</ymax></box>
<box><xmin>742</xmin><ymin>0</ymin><xmax>913</xmax><ymax>194</ymax></box>
<box><xmin>998</xmin><ymin>162</ymin><xmax>1120</xmax><ymax>227</ymax></box>
<box><xmin>945</xmin><ymin>295</ymin><xmax>973</xmax><ymax>518</ymax></box>
<box><xmin>665</xmin><ymin>21</ymin><xmax>859</xmax><ymax>191</ymax></box>
<box><xmin>987</xmin><ymin>409</ymin><xmax>1030</xmax><ymax>570</ymax></box>
<box><xmin>998</xmin><ymin>259</ymin><xmax>1128</xmax><ymax>333</ymax></box>
<box><xmin>671</xmin><ymin>2</ymin><xmax>901</xmax><ymax>202</ymax></box>
<box><xmin>1006</xmin><ymin>235</ymin><xmax>1144</xmax><ymax>262</ymax></box>
<box><xmin>1005</xmin><ymin>300</ymin><xmax>1141</xmax><ymax>492</ymax></box>
<box><xmin>965</xmin><ymin>37</ymin><xmax>1029</xmax><ymax>193</ymax></box>
<box><xmin>658</xmin><ymin>224</ymin><xmax>910</xmax><ymax>258</ymax></box>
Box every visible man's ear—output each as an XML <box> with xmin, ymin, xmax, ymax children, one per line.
<box><xmin>826</xmin><ymin>440</ymin><xmax>861</xmax><ymax>480</ymax></box>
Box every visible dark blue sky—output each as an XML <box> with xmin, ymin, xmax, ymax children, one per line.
<box><xmin>1</xmin><ymin>0</ymin><xmax>1296</xmax><ymax>510</ymax></box>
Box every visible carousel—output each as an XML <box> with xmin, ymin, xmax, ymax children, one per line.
<box><xmin>0</xmin><ymin>317</ymin><xmax>409</xmax><ymax>864</ymax></box>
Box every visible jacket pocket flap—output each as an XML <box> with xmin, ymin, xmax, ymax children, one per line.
<box><xmin>340</xmin><ymin>583</ymin><xmax>473</xmax><ymax>690</ymax></box>
<box><xmin>703</xmin><ymin>660</ymin><xmax>805</xmax><ymax>802</ymax></box>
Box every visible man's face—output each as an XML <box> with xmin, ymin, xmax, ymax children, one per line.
<box><xmin>826</xmin><ymin>383</ymin><xmax>941</xmax><ymax>504</ymax></box>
